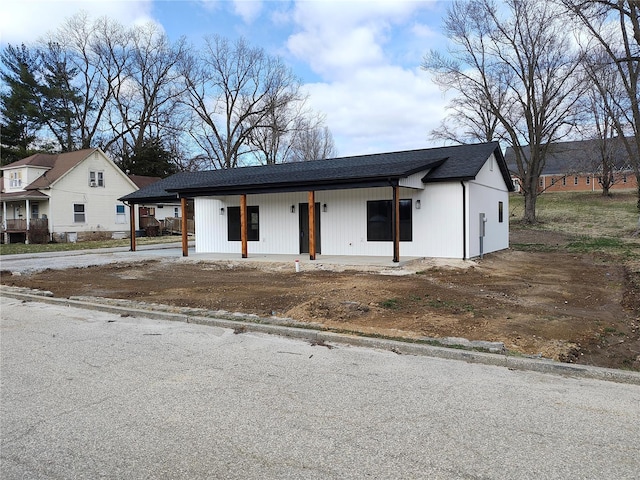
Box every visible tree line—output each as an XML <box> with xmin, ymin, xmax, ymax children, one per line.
<box><xmin>0</xmin><ymin>12</ymin><xmax>336</xmax><ymax>176</ymax></box>
<box><xmin>423</xmin><ymin>0</ymin><xmax>639</xmax><ymax>222</ymax></box>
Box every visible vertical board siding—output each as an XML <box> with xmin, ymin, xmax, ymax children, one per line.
<box><xmin>196</xmin><ymin>186</ymin><xmax>467</xmax><ymax>258</ymax></box>
<box><xmin>467</xmin><ymin>154</ymin><xmax>510</xmax><ymax>257</ymax></box>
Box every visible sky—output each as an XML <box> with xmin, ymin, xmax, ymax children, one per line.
<box><xmin>1</xmin><ymin>0</ymin><xmax>454</xmax><ymax>157</ymax></box>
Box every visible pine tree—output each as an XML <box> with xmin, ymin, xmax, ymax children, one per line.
<box><xmin>0</xmin><ymin>44</ymin><xmax>44</xmax><ymax>165</ymax></box>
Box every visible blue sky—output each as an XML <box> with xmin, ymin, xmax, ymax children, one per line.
<box><xmin>2</xmin><ymin>0</ymin><xmax>453</xmax><ymax>157</ymax></box>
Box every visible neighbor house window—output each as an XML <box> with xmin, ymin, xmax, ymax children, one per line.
<box><xmin>73</xmin><ymin>204</ymin><xmax>86</xmax><ymax>223</ymax></box>
<box><xmin>539</xmin><ymin>178</ymin><xmax>544</xmax><ymax>187</ymax></box>
<box><xmin>623</xmin><ymin>175</ymin><xmax>627</xmax><ymax>183</ymax></box>
<box><xmin>89</xmin><ymin>171</ymin><xmax>104</xmax><ymax>187</ymax></box>
<box><xmin>551</xmin><ymin>178</ymin><xmax>556</xmax><ymax>185</ymax></box>
<box><xmin>574</xmin><ymin>176</ymin><xmax>578</xmax><ymax>185</ymax></box>
<box><xmin>31</xmin><ymin>203</ymin><xmax>39</xmax><ymax>219</ymax></box>
<box><xmin>228</xmin><ymin>206</ymin><xmax>259</xmax><ymax>241</ymax></box>
<box><xmin>498</xmin><ymin>201</ymin><xmax>504</xmax><ymax>223</ymax></box>
<box><xmin>562</xmin><ymin>177</ymin><xmax>566</xmax><ymax>186</ymax></box>
<box><xmin>115</xmin><ymin>204</ymin><xmax>126</xmax><ymax>224</ymax></box>
<box><xmin>586</xmin><ymin>176</ymin><xmax>590</xmax><ymax>185</ymax></box>
<box><xmin>9</xmin><ymin>171</ymin><xmax>22</xmax><ymax>188</ymax></box>
<box><xmin>174</xmin><ymin>207</ymin><xmax>179</xmax><ymax>218</ymax></box>
<box><xmin>367</xmin><ymin>200</ymin><xmax>412</xmax><ymax>242</ymax></box>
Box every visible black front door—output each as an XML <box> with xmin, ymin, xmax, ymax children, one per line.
<box><xmin>299</xmin><ymin>202</ymin><xmax>321</xmax><ymax>254</ymax></box>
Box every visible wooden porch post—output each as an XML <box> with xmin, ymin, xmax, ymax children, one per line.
<box><xmin>392</xmin><ymin>184</ymin><xmax>400</xmax><ymax>263</ymax></box>
<box><xmin>181</xmin><ymin>197</ymin><xmax>188</xmax><ymax>257</ymax></box>
<box><xmin>25</xmin><ymin>199</ymin><xmax>30</xmax><ymax>244</ymax></box>
<box><xmin>308</xmin><ymin>191</ymin><xmax>316</xmax><ymax>260</ymax></box>
<box><xmin>240</xmin><ymin>194</ymin><xmax>248</xmax><ymax>258</ymax></box>
<box><xmin>129</xmin><ymin>203</ymin><xmax>136</xmax><ymax>252</ymax></box>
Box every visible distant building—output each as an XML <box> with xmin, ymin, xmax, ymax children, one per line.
<box><xmin>1</xmin><ymin>149</ymin><xmax>138</xmax><ymax>243</ymax></box>
<box><xmin>505</xmin><ymin>138</ymin><xmax>637</xmax><ymax>193</ymax></box>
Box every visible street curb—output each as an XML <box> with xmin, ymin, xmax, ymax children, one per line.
<box><xmin>2</xmin><ymin>287</ymin><xmax>640</xmax><ymax>386</ymax></box>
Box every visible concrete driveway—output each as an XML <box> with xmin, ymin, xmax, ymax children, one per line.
<box><xmin>2</xmin><ymin>296</ymin><xmax>639</xmax><ymax>479</ymax></box>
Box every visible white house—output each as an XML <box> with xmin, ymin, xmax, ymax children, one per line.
<box><xmin>121</xmin><ymin>142</ymin><xmax>514</xmax><ymax>260</ymax></box>
<box><xmin>1</xmin><ymin>149</ymin><xmax>139</xmax><ymax>243</ymax></box>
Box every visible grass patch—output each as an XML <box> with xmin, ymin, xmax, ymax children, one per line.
<box><xmin>0</xmin><ymin>235</ymin><xmax>183</xmax><ymax>256</ymax></box>
<box><xmin>380</xmin><ymin>298</ymin><xmax>399</xmax><ymax>309</ymax></box>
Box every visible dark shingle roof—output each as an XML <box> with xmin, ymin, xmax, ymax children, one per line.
<box><xmin>120</xmin><ymin>142</ymin><xmax>512</xmax><ymax>202</ymax></box>
<box><xmin>505</xmin><ymin>138</ymin><xmax>635</xmax><ymax>176</ymax></box>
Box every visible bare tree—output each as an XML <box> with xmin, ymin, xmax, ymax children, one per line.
<box><xmin>104</xmin><ymin>23</ymin><xmax>188</xmax><ymax>166</ymax></box>
<box><xmin>289</xmin><ymin>119</ymin><xmax>337</xmax><ymax>162</ymax></box>
<box><xmin>561</xmin><ymin>0</ymin><xmax>640</xmax><ymax>206</ymax></box>
<box><xmin>423</xmin><ymin>0</ymin><xmax>586</xmax><ymax>223</ymax></box>
<box><xmin>43</xmin><ymin>13</ymin><xmax>127</xmax><ymax>149</ymax></box>
<box><xmin>181</xmin><ymin>36</ymin><xmax>304</xmax><ymax>169</ymax></box>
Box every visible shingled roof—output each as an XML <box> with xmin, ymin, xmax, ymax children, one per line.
<box><xmin>120</xmin><ymin>142</ymin><xmax>513</xmax><ymax>202</ymax></box>
<box><xmin>2</xmin><ymin>149</ymin><xmax>99</xmax><ymax>190</ymax></box>
<box><xmin>505</xmin><ymin>137</ymin><xmax>635</xmax><ymax>176</ymax></box>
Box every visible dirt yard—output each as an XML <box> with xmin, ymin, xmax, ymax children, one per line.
<box><xmin>2</xmin><ymin>229</ymin><xmax>639</xmax><ymax>371</ymax></box>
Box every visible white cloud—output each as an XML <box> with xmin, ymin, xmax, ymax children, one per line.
<box><xmin>305</xmin><ymin>65</ymin><xmax>447</xmax><ymax>156</ymax></box>
<box><xmin>232</xmin><ymin>0</ymin><xmax>263</xmax><ymax>24</ymax></box>
<box><xmin>286</xmin><ymin>0</ymin><xmax>446</xmax><ymax>156</ymax></box>
<box><xmin>1</xmin><ymin>0</ymin><xmax>154</xmax><ymax>45</ymax></box>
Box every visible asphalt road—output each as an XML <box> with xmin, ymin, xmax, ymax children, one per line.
<box><xmin>1</xmin><ymin>296</ymin><xmax>639</xmax><ymax>479</ymax></box>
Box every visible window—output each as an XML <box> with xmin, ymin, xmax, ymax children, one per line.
<box><xmin>551</xmin><ymin>178</ymin><xmax>556</xmax><ymax>185</ymax></box>
<box><xmin>9</xmin><ymin>171</ymin><xmax>22</xmax><ymax>188</ymax></box>
<box><xmin>498</xmin><ymin>201</ymin><xmax>504</xmax><ymax>223</ymax></box>
<box><xmin>562</xmin><ymin>177</ymin><xmax>566</xmax><ymax>186</ymax></box>
<box><xmin>574</xmin><ymin>176</ymin><xmax>578</xmax><ymax>185</ymax></box>
<box><xmin>367</xmin><ymin>200</ymin><xmax>412</xmax><ymax>242</ymax></box>
<box><xmin>623</xmin><ymin>175</ymin><xmax>627</xmax><ymax>183</ymax></box>
<box><xmin>89</xmin><ymin>171</ymin><xmax>104</xmax><ymax>187</ymax></box>
<box><xmin>539</xmin><ymin>178</ymin><xmax>544</xmax><ymax>187</ymax></box>
<box><xmin>73</xmin><ymin>204</ymin><xmax>86</xmax><ymax>223</ymax></box>
<box><xmin>174</xmin><ymin>207</ymin><xmax>179</xmax><ymax>218</ymax></box>
<box><xmin>586</xmin><ymin>176</ymin><xmax>590</xmax><ymax>185</ymax></box>
<box><xmin>31</xmin><ymin>203</ymin><xmax>39</xmax><ymax>219</ymax></box>
<box><xmin>228</xmin><ymin>206</ymin><xmax>259</xmax><ymax>241</ymax></box>
<box><xmin>115</xmin><ymin>204</ymin><xmax>126</xmax><ymax>224</ymax></box>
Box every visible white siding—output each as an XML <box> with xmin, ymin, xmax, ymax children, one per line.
<box><xmin>467</xmin><ymin>154</ymin><xmax>510</xmax><ymax>257</ymax></box>
<box><xmin>47</xmin><ymin>151</ymin><xmax>137</xmax><ymax>235</ymax></box>
<box><xmin>196</xmin><ymin>185</ymin><xmax>466</xmax><ymax>259</ymax></box>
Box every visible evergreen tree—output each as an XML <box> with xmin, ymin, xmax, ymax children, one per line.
<box><xmin>39</xmin><ymin>42</ymin><xmax>83</xmax><ymax>152</ymax></box>
<box><xmin>0</xmin><ymin>44</ymin><xmax>44</xmax><ymax>164</ymax></box>
<box><xmin>117</xmin><ymin>137</ymin><xmax>178</xmax><ymax>177</ymax></box>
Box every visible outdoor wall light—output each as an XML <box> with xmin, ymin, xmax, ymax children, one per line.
<box><xmin>323</xmin><ymin>203</ymin><xmax>328</xmax><ymax>212</ymax></box>
<box><xmin>220</xmin><ymin>207</ymin><xmax>225</xmax><ymax>215</ymax></box>
<box><xmin>291</xmin><ymin>205</ymin><xmax>296</xmax><ymax>213</ymax></box>
<box><xmin>415</xmin><ymin>200</ymin><xmax>421</xmax><ymax>209</ymax></box>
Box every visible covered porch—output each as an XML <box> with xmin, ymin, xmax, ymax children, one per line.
<box><xmin>1</xmin><ymin>191</ymin><xmax>50</xmax><ymax>244</ymax></box>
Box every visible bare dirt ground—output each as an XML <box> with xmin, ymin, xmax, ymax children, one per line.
<box><xmin>2</xmin><ymin>228</ymin><xmax>639</xmax><ymax>371</ymax></box>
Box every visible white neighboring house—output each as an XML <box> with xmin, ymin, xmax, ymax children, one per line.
<box><xmin>122</xmin><ymin>142</ymin><xmax>514</xmax><ymax>260</ymax></box>
<box><xmin>1</xmin><ymin>148</ymin><xmax>138</xmax><ymax>243</ymax></box>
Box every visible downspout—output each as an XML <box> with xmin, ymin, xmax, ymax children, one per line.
<box><xmin>461</xmin><ymin>181</ymin><xmax>466</xmax><ymax>260</ymax></box>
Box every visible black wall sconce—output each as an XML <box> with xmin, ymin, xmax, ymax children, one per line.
<box><xmin>220</xmin><ymin>207</ymin><xmax>225</xmax><ymax>215</ymax></box>
<box><xmin>291</xmin><ymin>205</ymin><xmax>296</xmax><ymax>213</ymax></box>
<box><xmin>322</xmin><ymin>203</ymin><xmax>328</xmax><ymax>212</ymax></box>
<box><xmin>415</xmin><ymin>200</ymin><xmax>421</xmax><ymax>209</ymax></box>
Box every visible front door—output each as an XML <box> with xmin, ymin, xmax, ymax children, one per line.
<box><xmin>299</xmin><ymin>202</ymin><xmax>321</xmax><ymax>254</ymax></box>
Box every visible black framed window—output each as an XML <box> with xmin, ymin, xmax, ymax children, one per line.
<box><xmin>498</xmin><ymin>201</ymin><xmax>504</xmax><ymax>223</ymax></box>
<box><xmin>228</xmin><ymin>206</ymin><xmax>259</xmax><ymax>241</ymax></box>
<box><xmin>367</xmin><ymin>200</ymin><xmax>412</xmax><ymax>242</ymax></box>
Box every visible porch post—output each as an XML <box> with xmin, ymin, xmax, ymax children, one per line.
<box><xmin>240</xmin><ymin>194</ymin><xmax>248</xmax><ymax>258</ymax></box>
<box><xmin>308</xmin><ymin>191</ymin><xmax>316</xmax><ymax>260</ymax></box>
<box><xmin>181</xmin><ymin>197</ymin><xmax>188</xmax><ymax>257</ymax></box>
<box><xmin>129</xmin><ymin>203</ymin><xmax>136</xmax><ymax>251</ymax></box>
<box><xmin>2</xmin><ymin>201</ymin><xmax>6</xmax><ymax>244</ymax></box>
<box><xmin>392</xmin><ymin>183</ymin><xmax>400</xmax><ymax>263</ymax></box>
<box><xmin>25</xmin><ymin>199</ymin><xmax>31</xmax><ymax>244</ymax></box>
